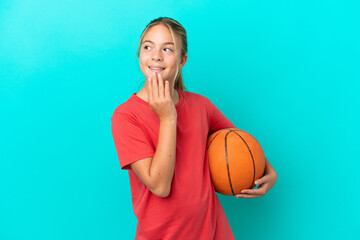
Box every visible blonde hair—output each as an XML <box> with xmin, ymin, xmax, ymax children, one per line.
<box><xmin>135</xmin><ymin>17</ymin><xmax>188</xmax><ymax>90</ymax></box>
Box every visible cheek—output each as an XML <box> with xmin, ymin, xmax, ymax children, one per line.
<box><xmin>139</xmin><ymin>50</ymin><xmax>149</xmax><ymax>62</ymax></box>
<box><xmin>166</xmin><ymin>56</ymin><xmax>178</xmax><ymax>68</ymax></box>
<box><xmin>139</xmin><ymin>59</ymin><xmax>150</xmax><ymax>73</ymax></box>
<box><xmin>139</xmin><ymin>54</ymin><xmax>146</xmax><ymax>65</ymax></box>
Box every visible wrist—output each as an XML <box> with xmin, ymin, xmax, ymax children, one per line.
<box><xmin>160</xmin><ymin>116</ymin><xmax>177</xmax><ymax>123</ymax></box>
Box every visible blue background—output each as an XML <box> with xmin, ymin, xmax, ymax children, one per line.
<box><xmin>1</xmin><ymin>0</ymin><xmax>359</xmax><ymax>239</ymax></box>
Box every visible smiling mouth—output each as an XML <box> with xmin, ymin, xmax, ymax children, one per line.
<box><xmin>149</xmin><ymin>66</ymin><xmax>165</xmax><ymax>70</ymax></box>
<box><xmin>149</xmin><ymin>66</ymin><xmax>165</xmax><ymax>73</ymax></box>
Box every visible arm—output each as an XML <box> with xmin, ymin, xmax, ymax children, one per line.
<box><xmin>130</xmin><ymin>72</ymin><xmax>177</xmax><ymax>198</ymax></box>
<box><xmin>150</xmin><ymin>118</ymin><xmax>177</xmax><ymax>196</ymax></box>
<box><xmin>264</xmin><ymin>157</ymin><xmax>277</xmax><ymax>177</ymax></box>
<box><xmin>235</xmin><ymin>157</ymin><xmax>278</xmax><ymax>199</ymax></box>
<box><xmin>130</xmin><ymin>118</ymin><xmax>176</xmax><ymax>198</ymax></box>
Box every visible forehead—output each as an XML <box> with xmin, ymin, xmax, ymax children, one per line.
<box><xmin>142</xmin><ymin>24</ymin><xmax>176</xmax><ymax>44</ymax></box>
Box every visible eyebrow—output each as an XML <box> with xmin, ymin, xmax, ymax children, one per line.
<box><xmin>142</xmin><ymin>40</ymin><xmax>174</xmax><ymax>45</ymax></box>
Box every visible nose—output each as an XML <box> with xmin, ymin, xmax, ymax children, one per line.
<box><xmin>151</xmin><ymin>48</ymin><xmax>163</xmax><ymax>61</ymax></box>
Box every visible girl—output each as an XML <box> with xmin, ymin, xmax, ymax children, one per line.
<box><xmin>111</xmin><ymin>17</ymin><xmax>277</xmax><ymax>240</ymax></box>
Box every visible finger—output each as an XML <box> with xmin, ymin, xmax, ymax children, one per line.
<box><xmin>147</xmin><ymin>77</ymin><xmax>153</xmax><ymax>103</ymax></box>
<box><xmin>235</xmin><ymin>194</ymin><xmax>258</xmax><ymax>199</ymax></box>
<box><xmin>255</xmin><ymin>175</ymin><xmax>270</xmax><ymax>186</ymax></box>
<box><xmin>240</xmin><ymin>188</ymin><xmax>265</xmax><ymax>195</ymax></box>
<box><xmin>157</xmin><ymin>73</ymin><xmax>164</xmax><ymax>98</ymax></box>
<box><xmin>152</xmin><ymin>72</ymin><xmax>158</xmax><ymax>99</ymax></box>
<box><xmin>164</xmin><ymin>80</ymin><xmax>170</xmax><ymax>100</ymax></box>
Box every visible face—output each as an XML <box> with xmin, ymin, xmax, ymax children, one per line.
<box><xmin>139</xmin><ymin>24</ymin><xmax>186</xmax><ymax>85</ymax></box>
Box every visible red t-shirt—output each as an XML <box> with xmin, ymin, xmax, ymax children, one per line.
<box><xmin>111</xmin><ymin>89</ymin><xmax>236</xmax><ymax>240</ymax></box>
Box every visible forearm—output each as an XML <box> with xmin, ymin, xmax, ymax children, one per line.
<box><xmin>264</xmin><ymin>157</ymin><xmax>277</xmax><ymax>176</ymax></box>
<box><xmin>149</xmin><ymin>118</ymin><xmax>177</xmax><ymax>196</ymax></box>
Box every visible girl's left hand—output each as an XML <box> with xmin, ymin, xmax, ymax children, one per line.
<box><xmin>235</xmin><ymin>168</ymin><xmax>277</xmax><ymax>199</ymax></box>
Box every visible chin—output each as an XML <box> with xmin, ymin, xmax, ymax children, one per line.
<box><xmin>149</xmin><ymin>72</ymin><xmax>172</xmax><ymax>81</ymax></box>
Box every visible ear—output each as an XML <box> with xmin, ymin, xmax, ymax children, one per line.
<box><xmin>179</xmin><ymin>54</ymin><xmax>188</xmax><ymax>68</ymax></box>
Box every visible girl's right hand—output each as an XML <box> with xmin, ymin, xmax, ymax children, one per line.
<box><xmin>147</xmin><ymin>72</ymin><xmax>177</xmax><ymax>121</ymax></box>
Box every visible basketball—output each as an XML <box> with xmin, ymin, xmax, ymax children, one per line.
<box><xmin>207</xmin><ymin>128</ymin><xmax>266</xmax><ymax>195</ymax></box>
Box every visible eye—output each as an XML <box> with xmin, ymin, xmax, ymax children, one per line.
<box><xmin>164</xmin><ymin>48</ymin><xmax>173</xmax><ymax>52</ymax></box>
<box><xmin>143</xmin><ymin>46</ymin><xmax>151</xmax><ymax>50</ymax></box>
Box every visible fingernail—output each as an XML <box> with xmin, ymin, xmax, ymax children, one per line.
<box><xmin>255</xmin><ymin>181</ymin><xmax>259</xmax><ymax>185</ymax></box>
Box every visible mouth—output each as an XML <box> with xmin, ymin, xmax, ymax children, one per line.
<box><xmin>149</xmin><ymin>66</ymin><xmax>166</xmax><ymax>73</ymax></box>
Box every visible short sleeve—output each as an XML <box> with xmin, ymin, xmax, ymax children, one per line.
<box><xmin>111</xmin><ymin>112</ymin><xmax>155</xmax><ymax>170</ymax></box>
<box><xmin>205</xmin><ymin>97</ymin><xmax>236</xmax><ymax>135</ymax></box>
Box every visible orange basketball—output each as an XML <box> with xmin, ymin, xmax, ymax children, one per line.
<box><xmin>207</xmin><ymin>128</ymin><xmax>266</xmax><ymax>195</ymax></box>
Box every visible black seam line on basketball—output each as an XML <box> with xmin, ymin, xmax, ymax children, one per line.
<box><xmin>230</xmin><ymin>129</ymin><xmax>245</xmax><ymax>133</ymax></box>
<box><xmin>232</xmin><ymin>131</ymin><xmax>256</xmax><ymax>188</ymax></box>
<box><xmin>225</xmin><ymin>131</ymin><xmax>235</xmax><ymax>195</ymax></box>
<box><xmin>206</xmin><ymin>128</ymin><xmax>229</xmax><ymax>150</ymax></box>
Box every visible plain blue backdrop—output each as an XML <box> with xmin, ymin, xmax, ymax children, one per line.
<box><xmin>1</xmin><ymin>0</ymin><xmax>359</xmax><ymax>239</ymax></box>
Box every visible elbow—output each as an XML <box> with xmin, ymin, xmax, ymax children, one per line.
<box><xmin>152</xmin><ymin>185</ymin><xmax>171</xmax><ymax>198</ymax></box>
<box><xmin>157</xmin><ymin>191</ymin><xmax>170</xmax><ymax>198</ymax></box>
